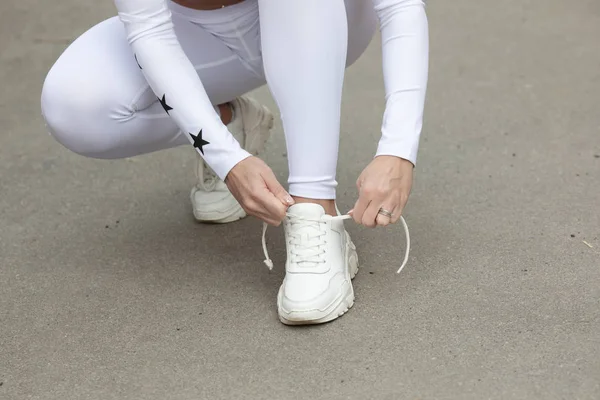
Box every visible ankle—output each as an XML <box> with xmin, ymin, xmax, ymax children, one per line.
<box><xmin>291</xmin><ymin>196</ymin><xmax>336</xmax><ymax>216</ymax></box>
<box><xmin>218</xmin><ymin>103</ymin><xmax>233</xmax><ymax>125</ymax></box>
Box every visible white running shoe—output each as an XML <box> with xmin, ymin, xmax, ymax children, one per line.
<box><xmin>191</xmin><ymin>96</ymin><xmax>274</xmax><ymax>223</ymax></box>
<box><xmin>276</xmin><ymin>203</ymin><xmax>359</xmax><ymax>325</ymax></box>
<box><xmin>261</xmin><ymin>204</ymin><xmax>411</xmax><ymax>325</ymax></box>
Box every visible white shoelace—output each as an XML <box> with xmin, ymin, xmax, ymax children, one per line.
<box><xmin>261</xmin><ymin>213</ymin><xmax>411</xmax><ymax>274</ymax></box>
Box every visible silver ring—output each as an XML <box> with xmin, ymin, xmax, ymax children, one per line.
<box><xmin>378</xmin><ymin>208</ymin><xmax>393</xmax><ymax>218</ymax></box>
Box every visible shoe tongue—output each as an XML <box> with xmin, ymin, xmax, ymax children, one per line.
<box><xmin>288</xmin><ymin>203</ymin><xmax>326</xmax><ymax>219</ymax></box>
<box><xmin>287</xmin><ymin>204</ymin><xmax>326</xmax><ymax>268</ymax></box>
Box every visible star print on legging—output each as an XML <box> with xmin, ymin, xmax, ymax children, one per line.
<box><xmin>158</xmin><ymin>94</ymin><xmax>173</xmax><ymax>114</ymax></box>
<box><xmin>189</xmin><ymin>130</ymin><xmax>210</xmax><ymax>155</ymax></box>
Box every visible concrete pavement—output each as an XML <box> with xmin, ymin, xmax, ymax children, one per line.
<box><xmin>1</xmin><ymin>0</ymin><xmax>599</xmax><ymax>399</ymax></box>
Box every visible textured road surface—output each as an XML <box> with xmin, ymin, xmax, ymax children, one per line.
<box><xmin>1</xmin><ymin>0</ymin><xmax>599</xmax><ymax>399</ymax></box>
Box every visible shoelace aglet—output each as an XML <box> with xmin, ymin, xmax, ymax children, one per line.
<box><xmin>263</xmin><ymin>258</ymin><xmax>274</xmax><ymax>270</ymax></box>
<box><xmin>261</xmin><ymin>222</ymin><xmax>274</xmax><ymax>270</ymax></box>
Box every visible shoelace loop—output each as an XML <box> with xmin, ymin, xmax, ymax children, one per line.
<box><xmin>261</xmin><ymin>213</ymin><xmax>411</xmax><ymax>274</ymax></box>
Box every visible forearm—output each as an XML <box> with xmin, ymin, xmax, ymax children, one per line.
<box><xmin>114</xmin><ymin>0</ymin><xmax>250</xmax><ymax>179</ymax></box>
<box><xmin>373</xmin><ymin>0</ymin><xmax>429</xmax><ymax>165</ymax></box>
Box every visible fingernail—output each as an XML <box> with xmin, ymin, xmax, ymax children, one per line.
<box><xmin>347</xmin><ymin>209</ymin><xmax>354</xmax><ymax>215</ymax></box>
<box><xmin>285</xmin><ymin>195</ymin><xmax>294</xmax><ymax>204</ymax></box>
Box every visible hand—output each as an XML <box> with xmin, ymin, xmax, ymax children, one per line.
<box><xmin>351</xmin><ymin>155</ymin><xmax>414</xmax><ymax>228</ymax></box>
<box><xmin>225</xmin><ymin>156</ymin><xmax>294</xmax><ymax>226</ymax></box>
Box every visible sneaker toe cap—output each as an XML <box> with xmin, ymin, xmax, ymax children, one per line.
<box><xmin>279</xmin><ymin>272</ymin><xmax>347</xmax><ymax>314</ymax></box>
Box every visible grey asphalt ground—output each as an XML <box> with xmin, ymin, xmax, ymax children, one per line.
<box><xmin>1</xmin><ymin>0</ymin><xmax>599</xmax><ymax>399</ymax></box>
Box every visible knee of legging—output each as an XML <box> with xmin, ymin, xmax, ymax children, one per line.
<box><xmin>41</xmin><ymin>70</ymin><xmax>124</xmax><ymax>158</ymax></box>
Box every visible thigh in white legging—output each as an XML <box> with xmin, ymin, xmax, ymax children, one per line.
<box><xmin>41</xmin><ymin>0</ymin><xmax>375</xmax><ymax>164</ymax></box>
<box><xmin>41</xmin><ymin>13</ymin><xmax>265</xmax><ymax>159</ymax></box>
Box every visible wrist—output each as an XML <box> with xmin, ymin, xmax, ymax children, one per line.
<box><xmin>208</xmin><ymin>148</ymin><xmax>252</xmax><ymax>181</ymax></box>
<box><xmin>224</xmin><ymin>154</ymin><xmax>255</xmax><ymax>183</ymax></box>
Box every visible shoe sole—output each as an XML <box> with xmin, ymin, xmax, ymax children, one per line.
<box><xmin>190</xmin><ymin>191</ymin><xmax>247</xmax><ymax>224</ymax></box>
<box><xmin>278</xmin><ymin>235</ymin><xmax>359</xmax><ymax>325</ymax></box>
<box><xmin>191</xmin><ymin>106</ymin><xmax>274</xmax><ymax>224</ymax></box>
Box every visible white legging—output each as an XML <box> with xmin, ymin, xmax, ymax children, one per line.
<box><xmin>41</xmin><ymin>0</ymin><xmax>377</xmax><ymax>199</ymax></box>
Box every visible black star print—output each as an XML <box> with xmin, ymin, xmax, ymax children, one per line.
<box><xmin>189</xmin><ymin>130</ymin><xmax>210</xmax><ymax>155</ymax></box>
<box><xmin>158</xmin><ymin>94</ymin><xmax>173</xmax><ymax>114</ymax></box>
<box><xmin>134</xmin><ymin>54</ymin><xmax>142</xmax><ymax>70</ymax></box>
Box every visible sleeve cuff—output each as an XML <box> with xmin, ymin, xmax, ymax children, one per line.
<box><xmin>375</xmin><ymin>134</ymin><xmax>420</xmax><ymax>166</ymax></box>
<box><xmin>205</xmin><ymin>146</ymin><xmax>252</xmax><ymax>181</ymax></box>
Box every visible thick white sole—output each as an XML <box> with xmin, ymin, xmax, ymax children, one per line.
<box><xmin>278</xmin><ymin>235</ymin><xmax>359</xmax><ymax>325</ymax></box>
<box><xmin>189</xmin><ymin>190</ymin><xmax>247</xmax><ymax>224</ymax></box>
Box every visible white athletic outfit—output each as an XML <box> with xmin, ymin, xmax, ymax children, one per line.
<box><xmin>41</xmin><ymin>0</ymin><xmax>427</xmax><ymax>325</ymax></box>
<box><xmin>41</xmin><ymin>0</ymin><xmax>428</xmax><ymax>199</ymax></box>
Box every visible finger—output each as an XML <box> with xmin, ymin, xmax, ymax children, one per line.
<box><xmin>391</xmin><ymin>196</ymin><xmax>408</xmax><ymax>224</ymax></box>
<box><xmin>250</xmin><ymin>203</ymin><xmax>283</xmax><ymax>226</ymax></box>
<box><xmin>249</xmin><ymin>170</ymin><xmax>289</xmax><ymax>223</ymax></box>
<box><xmin>240</xmin><ymin>187</ymin><xmax>281</xmax><ymax>224</ymax></box>
<box><xmin>254</xmin><ymin>214</ymin><xmax>281</xmax><ymax>226</ymax></box>
<box><xmin>375</xmin><ymin>196</ymin><xmax>398</xmax><ymax>227</ymax></box>
<box><xmin>376</xmin><ymin>212</ymin><xmax>392</xmax><ymax>227</ymax></box>
<box><xmin>390</xmin><ymin>206</ymin><xmax>403</xmax><ymax>224</ymax></box>
<box><xmin>243</xmin><ymin>200</ymin><xmax>278</xmax><ymax>226</ymax></box>
<box><xmin>254</xmin><ymin>187</ymin><xmax>288</xmax><ymax>223</ymax></box>
<box><xmin>262</xmin><ymin>169</ymin><xmax>294</xmax><ymax>206</ymax></box>
<box><xmin>352</xmin><ymin>194</ymin><xmax>371</xmax><ymax>225</ymax></box>
<box><xmin>361</xmin><ymin>201</ymin><xmax>381</xmax><ymax>228</ymax></box>
<box><xmin>259</xmin><ymin>213</ymin><xmax>282</xmax><ymax>226</ymax></box>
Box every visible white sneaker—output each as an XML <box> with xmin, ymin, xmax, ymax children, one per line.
<box><xmin>276</xmin><ymin>203</ymin><xmax>359</xmax><ymax>325</ymax></box>
<box><xmin>191</xmin><ymin>96</ymin><xmax>274</xmax><ymax>223</ymax></box>
<box><xmin>261</xmin><ymin>204</ymin><xmax>411</xmax><ymax>325</ymax></box>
